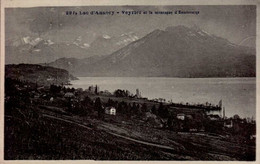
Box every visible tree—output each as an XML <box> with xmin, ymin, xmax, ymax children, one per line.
<box><xmin>118</xmin><ymin>103</ymin><xmax>123</xmax><ymax>113</ymax></box>
<box><xmin>50</xmin><ymin>84</ymin><xmax>61</xmax><ymax>95</ymax></box>
<box><xmin>67</xmin><ymin>99</ymin><xmax>73</xmax><ymax>112</ymax></box>
<box><xmin>113</xmin><ymin>89</ymin><xmax>130</xmax><ymax>97</ymax></box>
<box><xmin>141</xmin><ymin>103</ymin><xmax>148</xmax><ymax>112</ymax></box>
<box><xmin>151</xmin><ymin>105</ymin><xmax>157</xmax><ymax>115</ymax></box>
<box><xmin>95</xmin><ymin>85</ymin><xmax>98</xmax><ymax>94</ymax></box>
<box><xmin>131</xmin><ymin>102</ymin><xmax>138</xmax><ymax>114</ymax></box>
<box><xmin>114</xmin><ymin>89</ymin><xmax>124</xmax><ymax>97</ymax></box>
<box><xmin>82</xmin><ymin>96</ymin><xmax>92</xmax><ymax>108</ymax></box>
<box><xmin>158</xmin><ymin>103</ymin><xmax>169</xmax><ymax>118</ymax></box>
<box><xmin>107</xmin><ymin>98</ymin><xmax>115</xmax><ymax>106</ymax></box>
<box><xmin>167</xmin><ymin>116</ymin><xmax>174</xmax><ymax>130</ymax></box>
<box><xmin>123</xmin><ymin>102</ymin><xmax>129</xmax><ymax>114</ymax></box>
<box><xmin>95</xmin><ymin>97</ymin><xmax>103</xmax><ymax>119</ymax></box>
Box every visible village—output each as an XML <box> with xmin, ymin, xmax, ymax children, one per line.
<box><xmin>4</xmin><ymin>77</ymin><xmax>256</xmax><ymax>160</ymax></box>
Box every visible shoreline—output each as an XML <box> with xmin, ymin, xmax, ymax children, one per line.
<box><xmin>69</xmin><ymin>77</ymin><xmax>256</xmax><ymax>119</ymax></box>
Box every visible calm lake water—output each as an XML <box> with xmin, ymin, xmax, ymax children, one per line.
<box><xmin>71</xmin><ymin>77</ymin><xmax>256</xmax><ymax>118</ymax></box>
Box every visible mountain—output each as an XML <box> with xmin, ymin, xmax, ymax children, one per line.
<box><xmin>5</xmin><ymin>39</ymin><xmax>92</xmax><ymax>64</ymax></box>
<box><xmin>5</xmin><ymin>32</ymin><xmax>139</xmax><ymax>64</ymax></box>
<box><xmin>46</xmin><ymin>55</ymin><xmax>107</xmax><ymax>76</ymax></box>
<box><xmin>5</xmin><ymin>64</ymin><xmax>77</xmax><ymax>85</ymax></box>
<box><xmin>86</xmin><ymin>32</ymin><xmax>139</xmax><ymax>57</ymax></box>
<box><xmin>47</xmin><ymin>26</ymin><xmax>256</xmax><ymax>77</ymax></box>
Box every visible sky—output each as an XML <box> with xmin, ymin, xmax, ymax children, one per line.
<box><xmin>5</xmin><ymin>5</ymin><xmax>256</xmax><ymax>47</ymax></box>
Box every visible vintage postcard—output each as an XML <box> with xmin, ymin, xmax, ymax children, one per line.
<box><xmin>0</xmin><ymin>0</ymin><xmax>259</xmax><ymax>163</ymax></box>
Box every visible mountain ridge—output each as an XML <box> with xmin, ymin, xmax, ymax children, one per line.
<box><xmin>47</xmin><ymin>26</ymin><xmax>255</xmax><ymax>78</ymax></box>
<box><xmin>5</xmin><ymin>32</ymin><xmax>140</xmax><ymax>64</ymax></box>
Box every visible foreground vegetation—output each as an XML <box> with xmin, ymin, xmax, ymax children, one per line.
<box><xmin>4</xmin><ymin>78</ymin><xmax>256</xmax><ymax>160</ymax></box>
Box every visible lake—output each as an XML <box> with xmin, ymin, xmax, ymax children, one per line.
<box><xmin>70</xmin><ymin>77</ymin><xmax>256</xmax><ymax>118</ymax></box>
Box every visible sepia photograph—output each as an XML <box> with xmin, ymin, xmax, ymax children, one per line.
<box><xmin>1</xmin><ymin>2</ymin><xmax>258</xmax><ymax>162</ymax></box>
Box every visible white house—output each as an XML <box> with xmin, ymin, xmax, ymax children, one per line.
<box><xmin>224</xmin><ymin>120</ymin><xmax>233</xmax><ymax>128</ymax></box>
<box><xmin>105</xmin><ymin>107</ymin><xmax>116</xmax><ymax>115</ymax></box>
<box><xmin>177</xmin><ymin>113</ymin><xmax>185</xmax><ymax>120</ymax></box>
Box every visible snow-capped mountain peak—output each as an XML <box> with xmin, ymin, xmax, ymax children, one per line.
<box><xmin>103</xmin><ymin>34</ymin><xmax>111</xmax><ymax>39</ymax></box>
<box><xmin>22</xmin><ymin>36</ymin><xmax>43</xmax><ymax>46</ymax></box>
<box><xmin>116</xmin><ymin>32</ymin><xmax>139</xmax><ymax>46</ymax></box>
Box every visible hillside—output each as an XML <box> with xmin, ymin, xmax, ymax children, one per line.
<box><xmin>5</xmin><ymin>64</ymin><xmax>77</xmax><ymax>85</ymax></box>
<box><xmin>47</xmin><ymin>26</ymin><xmax>255</xmax><ymax>78</ymax></box>
<box><xmin>4</xmin><ymin>78</ymin><xmax>256</xmax><ymax>160</ymax></box>
<box><xmin>46</xmin><ymin>56</ymin><xmax>107</xmax><ymax>76</ymax></box>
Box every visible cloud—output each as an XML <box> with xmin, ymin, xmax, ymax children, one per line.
<box><xmin>6</xmin><ymin>6</ymin><xmax>256</xmax><ymax>48</ymax></box>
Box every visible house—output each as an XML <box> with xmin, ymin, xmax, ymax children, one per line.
<box><xmin>224</xmin><ymin>119</ymin><xmax>233</xmax><ymax>128</ymax></box>
<box><xmin>177</xmin><ymin>113</ymin><xmax>185</xmax><ymax>120</ymax></box>
<box><xmin>64</xmin><ymin>92</ymin><xmax>75</xmax><ymax>98</ymax></box>
<box><xmin>50</xmin><ymin>97</ymin><xmax>54</xmax><ymax>102</ymax></box>
<box><xmin>189</xmin><ymin>128</ymin><xmax>198</xmax><ymax>132</ymax></box>
<box><xmin>105</xmin><ymin>107</ymin><xmax>116</xmax><ymax>115</ymax></box>
<box><xmin>207</xmin><ymin>114</ymin><xmax>221</xmax><ymax>121</ymax></box>
<box><xmin>206</xmin><ymin>110</ymin><xmax>222</xmax><ymax>116</ymax></box>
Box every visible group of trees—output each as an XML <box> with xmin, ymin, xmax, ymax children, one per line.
<box><xmin>50</xmin><ymin>85</ymin><xmax>76</xmax><ymax>95</ymax></box>
<box><xmin>113</xmin><ymin>89</ymin><xmax>131</xmax><ymax>97</ymax></box>
<box><xmin>95</xmin><ymin>97</ymin><xmax>104</xmax><ymax>119</ymax></box>
<box><xmin>67</xmin><ymin>97</ymin><xmax>155</xmax><ymax>119</ymax></box>
<box><xmin>107</xmin><ymin>98</ymin><xmax>149</xmax><ymax>115</ymax></box>
<box><xmin>151</xmin><ymin>103</ymin><xmax>169</xmax><ymax>118</ymax></box>
<box><xmin>5</xmin><ymin>78</ymin><xmax>32</xmax><ymax>113</ymax></box>
<box><xmin>66</xmin><ymin>97</ymin><xmax>146</xmax><ymax>119</ymax></box>
<box><xmin>66</xmin><ymin>96</ymin><xmax>93</xmax><ymax>116</ymax></box>
<box><xmin>106</xmin><ymin>98</ymin><xmax>172</xmax><ymax>119</ymax></box>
